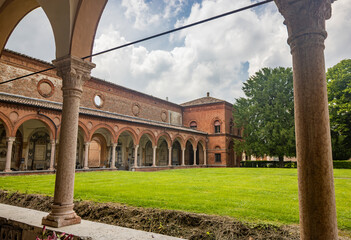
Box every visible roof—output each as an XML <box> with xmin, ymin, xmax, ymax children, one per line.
<box><xmin>180</xmin><ymin>96</ymin><xmax>226</xmax><ymax>107</ymax></box>
<box><xmin>0</xmin><ymin>92</ymin><xmax>207</xmax><ymax>135</ymax></box>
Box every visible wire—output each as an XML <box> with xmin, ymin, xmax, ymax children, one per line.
<box><xmin>0</xmin><ymin>0</ymin><xmax>273</xmax><ymax>85</ymax></box>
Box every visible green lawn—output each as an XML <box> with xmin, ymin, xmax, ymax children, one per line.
<box><xmin>0</xmin><ymin>168</ymin><xmax>350</xmax><ymax>230</ymax></box>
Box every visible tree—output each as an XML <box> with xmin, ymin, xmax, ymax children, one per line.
<box><xmin>326</xmin><ymin>59</ymin><xmax>351</xmax><ymax>160</ymax></box>
<box><xmin>233</xmin><ymin>67</ymin><xmax>296</xmax><ymax>166</ymax></box>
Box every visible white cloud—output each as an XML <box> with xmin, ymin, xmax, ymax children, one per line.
<box><xmin>4</xmin><ymin>0</ymin><xmax>351</xmax><ymax>104</ymax></box>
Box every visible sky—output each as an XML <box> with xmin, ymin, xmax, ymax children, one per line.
<box><xmin>5</xmin><ymin>0</ymin><xmax>351</xmax><ymax>104</ymax></box>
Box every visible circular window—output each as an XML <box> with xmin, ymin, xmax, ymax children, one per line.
<box><xmin>37</xmin><ymin>79</ymin><xmax>54</xmax><ymax>98</ymax></box>
<box><xmin>93</xmin><ymin>94</ymin><xmax>104</xmax><ymax>108</ymax></box>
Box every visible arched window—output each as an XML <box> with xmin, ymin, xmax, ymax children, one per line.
<box><xmin>214</xmin><ymin>120</ymin><xmax>221</xmax><ymax>133</ymax></box>
<box><xmin>229</xmin><ymin>119</ymin><xmax>234</xmax><ymax>134</ymax></box>
<box><xmin>190</xmin><ymin>121</ymin><xmax>197</xmax><ymax>130</ymax></box>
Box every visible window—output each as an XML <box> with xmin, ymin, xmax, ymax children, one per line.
<box><xmin>215</xmin><ymin>153</ymin><xmax>221</xmax><ymax>163</ymax></box>
<box><xmin>237</xmin><ymin>129</ymin><xmax>241</xmax><ymax>137</ymax></box>
<box><xmin>229</xmin><ymin>119</ymin><xmax>234</xmax><ymax>134</ymax></box>
<box><xmin>93</xmin><ymin>94</ymin><xmax>104</xmax><ymax>108</ymax></box>
<box><xmin>190</xmin><ymin>121</ymin><xmax>197</xmax><ymax>129</ymax></box>
<box><xmin>214</xmin><ymin>120</ymin><xmax>220</xmax><ymax>133</ymax></box>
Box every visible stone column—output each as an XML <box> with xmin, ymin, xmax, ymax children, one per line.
<box><xmin>42</xmin><ymin>56</ymin><xmax>95</xmax><ymax>228</ymax></box>
<box><xmin>181</xmin><ymin>148</ymin><xmax>185</xmax><ymax>166</ymax></box>
<box><xmin>152</xmin><ymin>146</ymin><xmax>157</xmax><ymax>167</ymax></box>
<box><xmin>203</xmin><ymin>149</ymin><xmax>207</xmax><ymax>166</ymax></box>
<box><xmin>134</xmin><ymin>145</ymin><xmax>139</xmax><ymax>167</ymax></box>
<box><xmin>274</xmin><ymin>1</ymin><xmax>337</xmax><ymax>239</ymax></box>
<box><xmin>49</xmin><ymin>139</ymin><xmax>56</xmax><ymax>170</ymax></box>
<box><xmin>83</xmin><ymin>142</ymin><xmax>90</xmax><ymax>170</ymax></box>
<box><xmin>168</xmin><ymin>147</ymin><xmax>172</xmax><ymax>166</ymax></box>
<box><xmin>193</xmin><ymin>148</ymin><xmax>197</xmax><ymax>166</ymax></box>
<box><xmin>4</xmin><ymin>137</ymin><xmax>15</xmax><ymax>172</ymax></box>
<box><xmin>111</xmin><ymin>143</ymin><xmax>117</xmax><ymax>169</ymax></box>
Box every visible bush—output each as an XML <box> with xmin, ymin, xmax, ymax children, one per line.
<box><xmin>333</xmin><ymin>161</ymin><xmax>351</xmax><ymax>169</ymax></box>
<box><xmin>240</xmin><ymin>161</ymin><xmax>296</xmax><ymax>168</ymax></box>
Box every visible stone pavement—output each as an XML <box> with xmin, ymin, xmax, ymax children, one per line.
<box><xmin>0</xmin><ymin>203</ymin><xmax>184</xmax><ymax>240</ymax></box>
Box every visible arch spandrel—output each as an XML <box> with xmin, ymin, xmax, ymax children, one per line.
<box><xmin>0</xmin><ymin>0</ymin><xmax>40</xmax><ymax>54</ymax></box>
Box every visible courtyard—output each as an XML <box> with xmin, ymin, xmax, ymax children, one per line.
<box><xmin>0</xmin><ymin>168</ymin><xmax>350</xmax><ymax>238</ymax></box>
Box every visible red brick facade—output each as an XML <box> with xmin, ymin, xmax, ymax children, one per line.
<box><xmin>0</xmin><ymin>50</ymin><xmax>242</xmax><ymax>171</ymax></box>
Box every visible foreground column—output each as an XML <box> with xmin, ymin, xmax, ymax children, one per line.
<box><xmin>49</xmin><ymin>139</ymin><xmax>56</xmax><ymax>170</ymax></box>
<box><xmin>111</xmin><ymin>143</ymin><xmax>117</xmax><ymax>169</ymax></box>
<box><xmin>152</xmin><ymin>146</ymin><xmax>157</xmax><ymax>167</ymax></box>
<box><xmin>134</xmin><ymin>145</ymin><xmax>139</xmax><ymax>167</ymax></box>
<box><xmin>168</xmin><ymin>147</ymin><xmax>172</xmax><ymax>166</ymax></box>
<box><xmin>274</xmin><ymin>1</ymin><xmax>337</xmax><ymax>239</ymax></box>
<box><xmin>83</xmin><ymin>142</ymin><xmax>90</xmax><ymax>170</ymax></box>
<box><xmin>4</xmin><ymin>137</ymin><xmax>15</xmax><ymax>172</ymax></box>
<box><xmin>42</xmin><ymin>56</ymin><xmax>95</xmax><ymax>228</ymax></box>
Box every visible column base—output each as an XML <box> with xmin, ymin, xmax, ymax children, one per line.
<box><xmin>48</xmin><ymin>168</ymin><xmax>55</xmax><ymax>171</ymax></box>
<box><xmin>42</xmin><ymin>204</ymin><xmax>81</xmax><ymax>228</ymax></box>
<box><xmin>3</xmin><ymin>169</ymin><xmax>12</xmax><ymax>173</ymax></box>
<box><xmin>83</xmin><ymin>167</ymin><xmax>89</xmax><ymax>170</ymax></box>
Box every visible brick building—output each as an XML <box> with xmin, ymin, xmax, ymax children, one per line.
<box><xmin>0</xmin><ymin>50</ymin><xmax>242</xmax><ymax>172</ymax></box>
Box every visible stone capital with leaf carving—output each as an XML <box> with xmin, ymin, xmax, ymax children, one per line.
<box><xmin>53</xmin><ymin>55</ymin><xmax>96</xmax><ymax>96</ymax></box>
<box><xmin>274</xmin><ymin>0</ymin><xmax>335</xmax><ymax>50</ymax></box>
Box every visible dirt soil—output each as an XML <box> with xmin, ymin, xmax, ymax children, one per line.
<box><xmin>0</xmin><ymin>190</ymin><xmax>348</xmax><ymax>240</ymax></box>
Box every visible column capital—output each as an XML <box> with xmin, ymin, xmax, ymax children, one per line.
<box><xmin>112</xmin><ymin>142</ymin><xmax>118</xmax><ymax>147</ymax></box>
<box><xmin>84</xmin><ymin>141</ymin><xmax>91</xmax><ymax>146</ymax></box>
<box><xmin>53</xmin><ymin>55</ymin><xmax>96</xmax><ymax>96</ymax></box>
<box><xmin>274</xmin><ymin>0</ymin><xmax>334</xmax><ymax>50</ymax></box>
<box><xmin>50</xmin><ymin>139</ymin><xmax>56</xmax><ymax>145</ymax></box>
<box><xmin>6</xmin><ymin>137</ymin><xmax>16</xmax><ymax>142</ymax></box>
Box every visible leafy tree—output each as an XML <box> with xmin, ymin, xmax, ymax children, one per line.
<box><xmin>233</xmin><ymin>67</ymin><xmax>296</xmax><ymax>166</ymax></box>
<box><xmin>327</xmin><ymin>59</ymin><xmax>351</xmax><ymax>160</ymax></box>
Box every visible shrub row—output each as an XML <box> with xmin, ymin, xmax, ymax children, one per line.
<box><xmin>240</xmin><ymin>161</ymin><xmax>297</xmax><ymax>168</ymax></box>
<box><xmin>241</xmin><ymin>160</ymin><xmax>351</xmax><ymax>169</ymax></box>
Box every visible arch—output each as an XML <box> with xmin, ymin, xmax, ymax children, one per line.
<box><xmin>156</xmin><ymin>132</ymin><xmax>171</xmax><ymax>148</ymax></box>
<box><xmin>0</xmin><ymin>0</ymin><xmax>40</xmax><ymax>54</ymax></box>
<box><xmin>0</xmin><ymin>111</ymin><xmax>13</xmax><ymax>137</ymax></box>
<box><xmin>116</xmin><ymin>127</ymin><xmax>137</xmax><ymax>144</ymax></box>
<box><xmin>70</xmin><ymin>0</ymin><xmax>108</xmax><ymax>60</ymax></box>
<box><xmin>78</xmin><ymin>121</ymin><xmax>89</xmax><ymax>142</ymax></box>
<box><xmin>185</xmin><ymin>136</ymin><xmax>196</xmax><ymax>150</ymax></box>
<box><xmin>37</xmin><ymin>0</ymin><xmax>107</xmax><ymax>59</ymax></box>
<box><xmin>197</xmin><ymin>138</ymin><xmax>206</xmax><ymax>150</ymax></box>
<box><xmin>89</xmin><ymin>133</ymin><xmax>107</xmax><ymax>168</ymax></box>
<box><xmin>172</xmin><ymin>134</ymin><xmax>185</xmax><ymax>149</ymax></box>
<box><xmin>89</xmin><ymin>123</ymin><xmax>115</xmax><ymax>142</ymax></box>
<box><xmin>13</xmin><ymin>114</ymin><xmax>55</xmax><ymax>139</ymax></box>
<box><xmin>137</xmin><ymin>130</ymin><xmax>156</xmax><ymax>147</ymax></box>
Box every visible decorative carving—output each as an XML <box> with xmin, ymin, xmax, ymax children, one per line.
<box><xmin>9</xmin><ymin>111</ymin><xmax>18</xmax><ymax>122</ymax></box>
<box><xmin>87</xmin><ymin>122</ymin><xmax>93</xmax><ymax>130</ymax></box>
<box><xmin>37</xmin><ymin>79</ymin><xmax>55</xmax><ymax>98</ymax></box>
<box><xmin>132</xmin><ymin>103</ymin><xmax>140</xmax><ymax>116</ymax></box>
<box><xmin>53</xmin><ymin>117</ymin><xmax>60</xmax><ymax>126</ymax></box>
<box><xmin>114</xmin><ymin>125</ymin><xmax>119</xmax><ymax>132</ymax></box>
<box><xmin>274</xmin><ymin>0</ymin><xmax>334</xmax><ymax>50</ymax></box>
<box><xmin>53</xmin><ymin>56</ymin><xmax>95</xmax><ymax>97</ymax></box>
<box><xmin>161</xmin><ymin>110</ymin><xmax>167</xmax><ymax>122</ymax></box>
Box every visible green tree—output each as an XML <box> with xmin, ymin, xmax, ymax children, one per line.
<box><xmin>233</xmin><ymin>67</ymin><xmax>296</xmax><ymax>166</ymax></box>
<box><xmin>327</xmin><ymin>59</ymin><xmax>351</xmax><ymax>160</ymax></box>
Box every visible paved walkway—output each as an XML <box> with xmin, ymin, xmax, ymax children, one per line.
<box><xmin>0</xmin><ymin>203</ymin><xmax>184</xmax><ymax>240</ymax></box>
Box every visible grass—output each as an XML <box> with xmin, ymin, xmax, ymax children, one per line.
<box><xmin>0</xmin><ymin>168</ymin><xmax>350</xmax><ymax>230</ymax></box>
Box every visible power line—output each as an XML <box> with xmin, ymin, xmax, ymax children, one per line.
<box><xmin>0</xmin><ymin>0</ymin><xmax>273</xmax><ymax>85</ymax></box>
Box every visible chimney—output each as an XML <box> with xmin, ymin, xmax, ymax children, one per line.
<box><xmin>207</xmin><ymin>92</ymin><xmax>210</xmax><ymax>97</ymax></box>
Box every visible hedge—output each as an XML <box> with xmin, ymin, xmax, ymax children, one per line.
<box><xmin>240</xmin><ymin>160</ymin><xmax>351</xmax><ymax>169</ymax></box>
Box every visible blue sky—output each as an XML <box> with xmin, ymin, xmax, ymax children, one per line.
<box><xmin>5</xmin><ymin>0</ymin><xmax>351</xmax><ymax>104</ymax></box>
